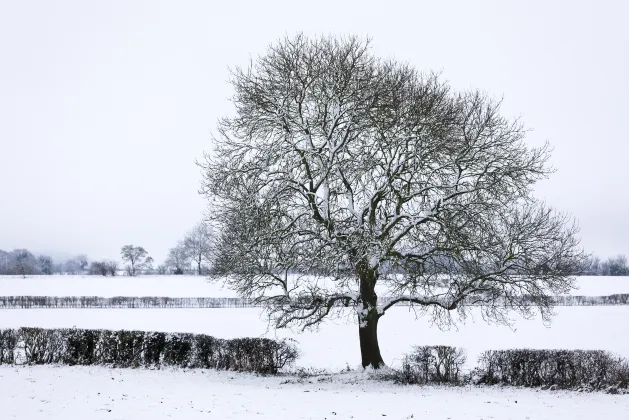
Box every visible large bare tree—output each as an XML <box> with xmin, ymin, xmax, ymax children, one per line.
<box><xmin>200</xmin><ymin>35</ymin><xmax>584</xmax><ymax>368</ymax></box>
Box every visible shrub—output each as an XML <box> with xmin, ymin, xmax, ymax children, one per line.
<box><xmin>394</xmin><ymin>345</ymin><xmax>467</xmax><ymax>385</ymax></box>
<box><xmin>0</xmin><ymin>329</ymin><xmax>18</xmax><ymax>364</ymax></box>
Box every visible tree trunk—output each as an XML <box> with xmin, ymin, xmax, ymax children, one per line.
<box><xmin>357</xmin><ymin>261</ymin><xmax>385</xmax><ymax>369</ymax></box>
<box><xmin>359</xmin><ymin>307</ymin><xmax>384</xmax><ymax>368</ymax></box>
<box><xmin>198</xmin><ymin>260</ymin><xmax>202</xmax><ymax>275</ymax></box>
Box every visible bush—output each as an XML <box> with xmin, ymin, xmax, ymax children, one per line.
<box><xmin>476</xmin><ymin>349</ymin><xmax>629</xmax><ymax>390</ymax></box>
<box><xmin>0</xmin><ymin>329</ymin><xmax>18</xmax><ymax>364</ymax></box>
<box><xmin>0</xmin><ymin>327</ymin><xmax>298</xmax><ymax>374</ymax></box>
<box><xmin>393</xmin><ymin>345</ymin><xmax>467</xmax><ymax>385</ymax></box>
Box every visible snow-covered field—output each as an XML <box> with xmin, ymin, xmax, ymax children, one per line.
<box><xmin>2</xmin><ymin>306</ymin><xmax>628</xmax><ymax>371</ymax></box>
<box><xmin>1</xmin><ymin>365</ymin><xmax>627</xmax><ymax>420</ymax></box>
<box><xmin>1</xmin><ymin>275</ymin><xmax>629</xmax><ymax>419</ymax></box>
<box><xmin>0</xmin><ymin>275</ymin><xmax>236</xmax><ymax>297</ymax></box>
<box><xmin>1</xmin><ymin>275</ymin><xmax>628</xmax><ymax>297</ymax></box>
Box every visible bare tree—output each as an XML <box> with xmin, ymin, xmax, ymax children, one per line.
<box><xmin>200</xmin><ymin>35</ymin><xmax>585</xmax><ymax>368</ymax></box>
<box><xmin>166</xmin><ymin>243</ymin><xmax>189</xmax><ymax>275</ymax></box>
<box><xmin>106</xmin><ymin>261</ymin><xmax>118</xmax><ymax>276</ymax></box>
<box><xmin>89</xmin><ymin>261</ymin><xmax>108</xmax><ymax>276</ymax></box>
<box><xmin>37</xmin><ymin>255</ymin><xmax>54</xmax><ymax>275</ymax></box>
<box><xmin>607</xmin><ymin>255</ymin><xmax>629</xmax><ymax>276</ymax></box>
<box><xmin>12</xmin><ymin>249</ymin><xmax>37</xmax><ymax>278</ymax></box>
<box><xmin>120</xmin><ymin>245</ymin><xmax>153</xmax><ymax>276</ymax></box>
<box><xmin>0</xmin><ymin>249</ymin><xmax>10</xmax><ymax>275</ymax></box>
<box><xmin>76</xmin><ymin>254</ymin><xmax>89</xmax><ymax>272</ymax></box>
<box><xmin>183</xmin><ymin>222</ymin><xmax>215</xmax><ymax>275</ymax></box>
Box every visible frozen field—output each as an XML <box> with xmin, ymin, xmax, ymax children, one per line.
<box><xmin>2</xmin><ymin>306</ymin><xmax>628</xmax><ymax>371</ymax></box>
<box><xmin>0</xmin><ymin>275</ymin><xmax>628</xmax><ymax>297</ymax></box>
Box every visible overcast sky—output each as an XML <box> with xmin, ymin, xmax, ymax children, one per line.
<box><xmin>0</xmin><ymin>0</ymin><xmax>627</xmax><ymax>263</ymax></box>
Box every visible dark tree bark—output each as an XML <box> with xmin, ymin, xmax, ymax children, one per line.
<box><xmin>359</xmin><ymin>308</ymin><xmax>384</xmax><ymax>368</ymax></box>
<box><xmin>358</xmin><ymin>261</ymin><xmax>384</xmax><ymax>368</ymax></box>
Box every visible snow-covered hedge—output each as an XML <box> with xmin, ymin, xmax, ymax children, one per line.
<box><xmin>475</xmin><ymin>349</ymin><xmax>629</xmax><ymax>391</ymax></box>
<box><xmin>1</xmin><ymin>294</ymin><xmax>628</xmax><ymax>309</ymax></box>
<box><xmin>0</xmin><ymin>296</ymin><xmax>261</xmax><ymax>309</ymax></box>
<box><xmin>0</xmin><ymin>328</ymin><xmax>298</xmax><ymax>374</ymax></box>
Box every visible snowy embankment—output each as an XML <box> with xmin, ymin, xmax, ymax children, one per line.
<box><xmin>0</xmin><ymin>275</ymin><xmax>628</xmax><ymax>298</ymax></box>
<box><xmin>2</xmin><ymin>306</ymin><xmax>628</xmax><ymax>371</ymax></box>
<box><xmin>1</xmin><ymin>365</ymin><xmax>627</xmax><ymax>420</ymax></box>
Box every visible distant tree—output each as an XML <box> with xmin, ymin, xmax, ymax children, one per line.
<box><xmin>183</xmin><ymin>222</ymin><xmax>215</xmax><ymax>275</ymax></box>
<box><xmin>89</xmin><ymin>261</ymin><xmax>108</xmax><ymax>276</ymax></box>
<box><xmin>37</xmin><ymin>255</ymin><xmax>54</xmax><ymax>275</ymax></box>
<box><xmin>120</xmin><ymin>245</ymin><xmax>153</xmax><ymax>276</ymax></box>
<box><xmin>106</xmin><ymin>261</ymin><xmax>118</xmax><ymax>276</ymax></box>
<box><xmin>166</xmin><ymin>243</ymin><xmax>189</xmax><ymax>275</ymax></box>
<box><xmin>607</xmin><ymin>255</ymin><xmax>629</xmax><ymax>276</ymax></box>
<box><xmin>63</xmin><ymin>258</ymin><xmax>81</xmax><ymax>275</ymax></box>
<box><xmin>76</xmin><ymin>254</ymin><xmax>89</xmax><ymax>272</ymax></box>
<box><xmin>12</xmin><ymin>249</ymin><xmax>37</xmax><ymax>278</ymax></box>
<box><xmin>0</xmin><ymin>249</ymin><xmax>11</xmax><ymax>275</ymax></box>
<box><xmin>583</xmin><ymin>255</ymin><xmax>601</xmax><ymax>276</ymax></box>
<box><xmin>202</xmin><ymin>34</ymin><xmax>585</xmax><ymax>368</ymax></box>
<box><xmin>156</xmin><ymin>264</ymin><xmax>168</xmax><ymax>275</ymax></box>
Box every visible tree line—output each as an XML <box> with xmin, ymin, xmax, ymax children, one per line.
<box><xmin>0</xmin><ymin>249</ymin><xmax>88</xmax><ymax>277</ymax></box>
<box><xmin>581</xmin><ymin>254</ymin><xmax>629</xmax><ymax>276</ymax></box>
<box><xmin>0</xmin><ymin>221</ymin><xmax>215</xmax><ymax>277</ymax></box>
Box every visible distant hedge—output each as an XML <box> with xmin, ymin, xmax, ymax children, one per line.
<box><xmin>1</xmin><ymin>294</ymin><xmax>628</xmax><ymax>309</ymax></box>
<box><xmin>0</xmin><ymin>327</ymin><xmax>298</xmax><ymax>374</ymax></box>
<box><xmin>475</xmin><ymin>349</ymin><xmax>629</xmax><ymax>392</ymax></box>
<box><xmin>0</xmin><ymin>296</ymin><xmax>261</xmax><ymax>309</ymax></box>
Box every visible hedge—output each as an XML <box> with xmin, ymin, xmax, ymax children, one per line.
<box><xmin>1</xmin><ymin>294</ymin><xmax>628</xmax><ymax>309</ymax></box>
<box><xmin>475</xmin><ymin>349</ymin><xmax>629</xmax><ymax>391</ymax></box>
<box><xmin>0</xmin><ymin>328</ymin><xmax>299</xmax><ymax>374</ymax></box>
<box><xmin>382</xmin><ymin>346</ymin><xmax>629</xmax><ymax>393</ymax></box>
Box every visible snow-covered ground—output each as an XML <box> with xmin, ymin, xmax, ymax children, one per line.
<box><xmin>0</xmin><ymin>275</ymin><xmax>236</xmax><ymax>297</ymax></box>
<box><xmin>0</xmin><ymin>275</ymin><xmax>628</xmax><ymax>297</ymax></box>
<box><xmin>1</xmin><ymin>366</ymin><xmax>627</xmax><ymax>420</ymax></box>
<box><xmin>2</xmin><ymin>306</ymin><xmax>628</xmax><ymax>371</ymax></box>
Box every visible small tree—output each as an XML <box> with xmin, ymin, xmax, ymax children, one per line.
<box><xmin>12</xmin><ymin>249</ymin><xmax>37</xmax><ymax>278</ymax></box>
<box><xmin>37</xmin><ymin>255</ymin><xmax>54</xmax><ymax>275</ymax></box>
<box><xmin>76</xmin><ymin>254</ymin><xmax>89</xmax><ymax>272</ymax></box>
<box><xmin>89</xmin><ymin>261</ymin><xmax>108</xmax><ymax>276</ymax></box>
<box><xmin>183</xmin><ymin>222</ymin><xmax>215</xmax><ymax>275</ymax></box>
<box><xmin>106</xmin><ymin>261</ymin><xmax>118</xmax><ymax>276</ymax></box>
<box><xmin>166</xmin><ymin>243</ymin><xmax>189</xmax><ymax>275</ymax></box>
<box><xmin>201</xmin><ymin>35</ymin><xmax>585</xmax><ymax>368</ymax></box>
<box><xmin>120</xmin><ymin>245</ymin><xmax>153</xmax><ymax>276</ymax></box>
<box><xmin>607</xmin><ymin>255</ymin><xmax>629</xmax><ymax>276</ymax></box>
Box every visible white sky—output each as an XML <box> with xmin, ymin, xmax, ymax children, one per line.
<box><xmin>0</xmin><ymin>0</ymin><xmax>627</xmax><ymax>263</ymax></box>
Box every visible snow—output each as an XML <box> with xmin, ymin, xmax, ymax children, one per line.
<box><xmin>1</xmin><ymin>275</ymin><xmax>629</xmax><ymax>418</ymax></box>
<box><xmin>1</xmin><ymin>365</ymin><xmax>627</xmax><ymax>419</ymax></box>
<box><xmin>2</xmin><ymin>306</ymin><xmax>628</xmax><ymax>371</ymax></box>
<box><xmin>0</xmin><ymin>275</ymin><xmax>237</xmax><ymax>298</ymax></box>
<box><xmin>1</xmin><ymin>275</ymin><xmax>627</xmax><ymax>298</ymax></box>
